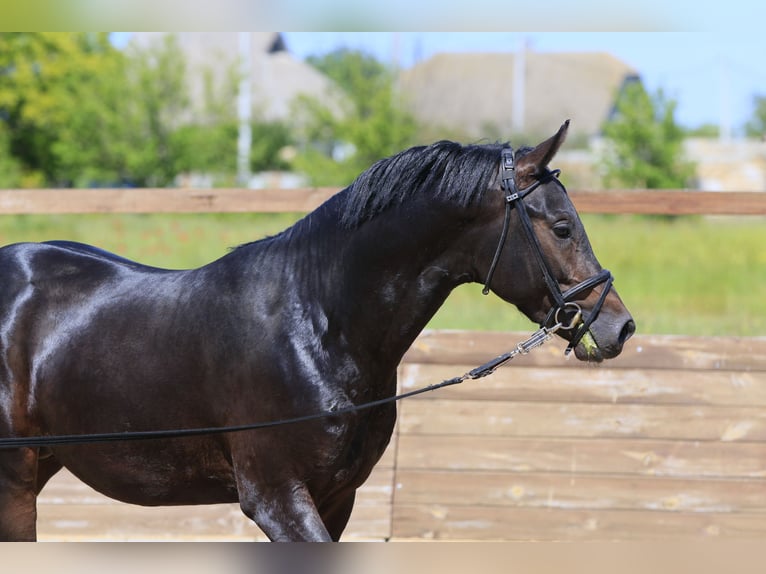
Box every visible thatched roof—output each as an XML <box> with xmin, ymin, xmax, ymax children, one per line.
<box><xmin>398</xmin><ymin>51</ymin><xmax>639</xmax><ymax>141</ymax></box>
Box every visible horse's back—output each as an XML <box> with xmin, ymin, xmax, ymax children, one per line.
<box><xmin>0</xmin><ymin>240</ymin><xmax>167</xmax><ymax>283</ymax></box>
<box><xmin>41</xmin><ymin>240</ymin><xmax>175</xmax><ymax>271</ymax></box>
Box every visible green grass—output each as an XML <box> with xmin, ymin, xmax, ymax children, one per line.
<box><xmin>432</xmin><ymin>215</ymin><xmax>766</xmax><ymax>336</ymax></box>
<box><xmin>0</xmin><ymin>213</ymin><xmax>304</xmax><ymax>270</ymax></box>
<box><xmin>0</xmin><ymin>213</ymin><xmax>762</xmax><ymax>336</ymax></box>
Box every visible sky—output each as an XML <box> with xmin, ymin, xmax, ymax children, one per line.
<box><xmin>281</xmin><ymin>32</ymin><xmax>766</xmax><ymax>135</ymax></box>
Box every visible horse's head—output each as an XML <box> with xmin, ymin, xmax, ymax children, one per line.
<box><xmin>479</xmin><ymin>120</ymin><xmax>635</xmax><ymax>362</ymax></box>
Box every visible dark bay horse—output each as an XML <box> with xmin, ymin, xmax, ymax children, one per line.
<box><xmin>0</xmin><ymin>121</ymin><xmax>633</xmax><ymax>541</ymax></box>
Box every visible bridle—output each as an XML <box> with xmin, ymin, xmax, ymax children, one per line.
<box><xmin>482</xmin><ymin>147</ymin><xmax>614</xmax><ymax>356</ymax></box>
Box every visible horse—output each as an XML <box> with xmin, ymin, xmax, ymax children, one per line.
<box><xmin>0</xmin><ymin>121</ymin><xmax>634</xmax><ymax>541</ymax></box>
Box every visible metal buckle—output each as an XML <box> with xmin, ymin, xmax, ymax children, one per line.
<box><xmin>502</xmin><ymin>152</ymin><xmax>514</xmax><ymax>170</ymax></box>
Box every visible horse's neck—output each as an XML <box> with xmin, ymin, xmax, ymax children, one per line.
<box><xmin>289</xmin><ymin>200</ymin><xmax>474</xmax><ymax>368</ymax></box>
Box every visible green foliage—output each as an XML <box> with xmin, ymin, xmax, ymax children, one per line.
<box><xmin>601</xmin><ymin>82</ymin><xmax>695</xmax><ymax>189</ymax></box>
<box><xmin>292</xmin><ymin>48</ymin><xmax>419</xmax><ymax>186</ymax></box>
<box><xmin>0</xmin><ymin>33</ymin><xmax>292</xmax><ymax>188</ymax></box>
<box><xmin>0</xmin><ymin>33</ymin><xmax>194</xmax><ymax>187</ymax></box>
<box><xmin>250</xmin><ymin>120</ymin><xmax>294</xmax><ymax>172</ymax></box>
<box><xmin>0</xmin><ymin>32</ymin><xmax>123</xmax><ymax>186</ymax></box>
<box><xmin>170</xmin><ymin>122</ymin><xmax>238</xmax><ymax>182</ymax></box>
<box><xmin>744</xmin><ymin>94</ymin><xmax>766</xmax><ymax>138</ymax></box>
<box><xmin>117</xmin><ymin>35</ymin><xmax>190</xmax><ymax>186</ymax></box>
<box><xmin>0</xmin><ymin>213</ymin><xmax>303</xmax><ymax>269</ymax></box>
<box><xmin>685</xmin><ymin>123</ymin><xmax>720</xmax><ymax>138</ymax></box>
<box><xmin>0</xmin><ymin>124</ymin><xmax>22</xmax><ymax>187</ymax></box>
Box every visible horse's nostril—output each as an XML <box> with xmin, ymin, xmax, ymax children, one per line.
<box><xmin>619</xmin><ymin>319</ymin><xmax>636</xmax><ymax>345</ymax></box>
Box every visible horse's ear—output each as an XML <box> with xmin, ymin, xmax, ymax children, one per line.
<box><xmin>516</xmin><ymin>120</ymin><xmax>569</xmax><ymax>183</ymax></box>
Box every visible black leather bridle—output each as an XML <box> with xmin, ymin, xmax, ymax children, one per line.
<box><xmin>482</xmin><ymin>147</ymin><xmax>614</xmax><ymax>355</ymax></box>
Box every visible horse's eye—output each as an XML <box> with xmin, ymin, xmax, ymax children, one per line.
<box><xmin>553</xmin><ymin>223</ymin><xmax>572</xmax><ymax>239</ymax></box>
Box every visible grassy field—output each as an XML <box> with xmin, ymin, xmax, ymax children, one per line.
<box><xmin>435</xmin><ymin>214</ymin><xmax>766</xmax><ymax>336</ymax></box>
<box><xmin>0</xmin><ymin>212</ymin><xmax>762</xmax><ymax>337</ymax></box>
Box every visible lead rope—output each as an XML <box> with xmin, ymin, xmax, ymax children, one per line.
<box><xmin>0</xmin><ymin>318</ymin><xmax>578</xmax><ymax>450</ymax></box>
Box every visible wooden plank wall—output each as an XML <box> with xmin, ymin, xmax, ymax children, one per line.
<box><xmin>36</xmin><ymin>331</ymin><xmax>766</xmax><ymax>541</ymax></box>
<box><xmin>392</xmin><ymin>331</ymin><xmax>766</xmax><ymax>540</ymax></box>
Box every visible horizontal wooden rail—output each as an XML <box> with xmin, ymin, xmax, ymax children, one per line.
<box><xmin>0</xmin><ymin>187</ymin><xmax>763</xmax><ymax>215</ymax></box>
<box><xmin>403</xmin><ymin>330</ymin><xmax>766</xmax><ymax>372</ymax></box>
<box><xmin>569</xmin><ymin>189</ymin><xmax>766</xmax><ymax>215</ymax></box>
<box><xmin>0</xmin><ymin>187</ymin><xmax>338</xmax><ymax>215</ymax></box>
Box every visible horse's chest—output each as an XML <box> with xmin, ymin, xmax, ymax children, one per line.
<box><xmin>324</xmin><ymin>404</ymin><xmax>396</xmax><ymax>489</ymax></box>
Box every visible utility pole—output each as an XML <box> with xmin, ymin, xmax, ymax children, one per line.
<box><xmin>719</xmin><ymin>55</ymin><xmax>732</xmax><ymax>142</ymax></box>
<box><xmin>237</xmin><ymin>32</ymin><xmax>253</xmax><ymax>186</ymax></box>
<box><xmin>512</xmin><ymin>36</ymin><xmax>527</xmax><ymax>134</ymax></box>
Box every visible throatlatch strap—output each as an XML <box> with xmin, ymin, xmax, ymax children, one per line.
<box><xmin>482</xmin><ymin>200</ymin><xmax>512</xmax><ymax>295</ymax></box>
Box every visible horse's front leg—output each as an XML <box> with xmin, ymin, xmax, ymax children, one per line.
<box><xmin>235</xmin><ymin>471</ymin><xmax>332</xmax><ymax>542</ymax></box>
<box><xmin>0</xmin><ymin>447</ymin><xmax>40</xmax><ymax>541</ymax></box>
<box><xmin>230</xmin><ymin>436</ymin><xmax>332</xmax><ymax>542</ymax></box>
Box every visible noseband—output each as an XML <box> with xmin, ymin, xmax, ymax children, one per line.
<box><xmin>482</xmin><ymin>147</ymin><xmax>613</xmax><ymax>355</ymax></box>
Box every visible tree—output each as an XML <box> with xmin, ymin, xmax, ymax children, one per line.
<box><xmin>116</xmin><ymin>35</ymin><xmax>193</xmax><ymax>186</ymax></box>
<box><xmin>0</xmin><ymin>33</ymin><xmax>298</xmax><ymax>188</ymax></box>
<box><xmin>291</xmin><ymin>48</ymin><xmax>418</xmax><ymax>186</ymax></box>
<box><xmin>0</xmin><ymin>33</ymin><xmax>127</xmax><ymax>186</ymax></box>
<box><xmin>0</xmin><ymin>33</ymin><xmax>202</xmax><ymax>187</ymax></box>
<box><xmin>744</xmin><ymin>94</ymin><xmax>766</xmax><ymax>139</ymax></box>
<box><xmin>0</xmin><ymin>124</ymin><xmax>21</xmax><ymax>187</ymax></box>
<box><xmin>601</xmin><ymin>81</ymin><xmax>694</xmax><ymax>189</ymax></box>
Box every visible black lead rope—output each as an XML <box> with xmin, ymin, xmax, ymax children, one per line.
<box><xmin>0</xmin><ymin>376</ymin><xmax>467</xmax><ymax>449</ymax></box>
<box><xmin>0</xmin><ymin>321</ymin><xmax>570</xmax><ymax>450</ymax></box>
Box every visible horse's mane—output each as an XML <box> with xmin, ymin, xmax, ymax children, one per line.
<box><xmin>233</xmin><ymin>141</ymin><xmax>537</xmax><ymax>251</ymax></box>
<box><xmin>339</xmin><ymin>141</ymin><xmax>515</xmax><ymax>228</ymax></box>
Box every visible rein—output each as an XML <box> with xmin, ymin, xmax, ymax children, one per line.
<box><xmin>0</xmin><ymin>149</ymin><xmax>611</xmax><ymax>450</ymax></box>
<box><xmin>483</xmin><ymin>147</ymin><xmax>613</xmax><ymax>355</ymax></box>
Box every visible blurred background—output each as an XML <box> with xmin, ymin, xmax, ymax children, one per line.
<box><xmin>5</xmin><ymin>32</ymin><xmax>766</xmax><ymax>190</ymax></box>
<box><xmin>0</xmin><ymin>32</ymin><xmax>763</xmax><ymax>336</ymax></box>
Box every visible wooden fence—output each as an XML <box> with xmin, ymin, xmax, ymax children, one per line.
<box><xmin>392</xmin><ymin>331</ymin><xmax>766</xmax><ymax>540</ymax></box>
<box><xmin>0</xmin><ymin>187</ymin><xmax>764</xmax><ymax>215</ymax></box>
<box><xmin>5</xmin><ymin>186</ymin><xmax>764</xmax><ymax>540</ymax></box>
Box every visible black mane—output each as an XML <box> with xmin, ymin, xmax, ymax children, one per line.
<box><xmin>339</xmin><ymin>141</ymin><xmax>512</xmax><ymax>228</ymax></box>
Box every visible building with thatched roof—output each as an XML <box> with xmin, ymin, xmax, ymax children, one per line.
<box><xmin>398</xmin><ymin>50</ymin><xmax>639</xmax><ymax>143</ymax></box>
